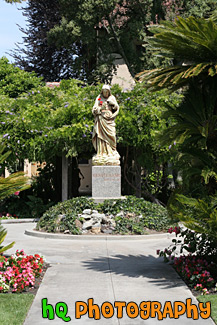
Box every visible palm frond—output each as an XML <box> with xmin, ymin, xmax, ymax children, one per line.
<box><xmin>138</xmin><ymin>16</ymin><xmax>217</xmax><ymax>91</ymax></box>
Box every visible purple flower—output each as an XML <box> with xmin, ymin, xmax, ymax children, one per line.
<box><xmin>8</xmin><ymin>136</ymin><xmax>10</xmax><ymax>139</ymax></box>
<box><xmin>83</xmin><ymin>117</ymin><xmax>86</xmax><ymax>120</ymax></box>
<box><xmin>82</xmin><ymin>134</ymin><xmax>86</xmax><ymax>137</ymax></box>
<box><xmin>1</xmin><ymin>122</ymin><xmax>5</xmax><ymax>124</ymax></box>
<box><xmin>75</xmin><ymin>94</ymin><xmax>78</xmax><ymax>97</ymax></box>
<box><xmin>169</xmin><ymin>145</ymin><xmax>172</xmax><ymax>149</ymax></box>
<box><xmin>85</xmin><ymin>124</ymin><xmax>89</xmax><ymax>128</ymax></box>
<box><xmin>64</xmin><ymin>104</ymin><xmax>69</xmax><ymax>108</ymax></box>
<box><xmin>126</xmin><ymin>97</ymin><xmax>131</xmax><ymax>101</ymax></box>
<box><xmin>22</xmin><ymin>118</ymin><xmax>24</xmax><ymax>121</ymax></box>
<box><xmin>44</xmin><ymin>134</ymin><xmax>48</xmax><ymax>137</ymax></box>
<box><xmin>17</xmin><ymin>140</ymin><xmax>20</xmax><ymax>144</ymax></box>
<box><xmin>83</xmin><ymin>97</ymin><xmax>87</xmax><ymax>101</ymax></box>
<box><xmin>90</xmin><ymin>131</ymin><xmax>93</xmax><ymax>135</ymax></box>
<box><xmin>38</xmin><ymin>91</ymin><xmax>40</xmax><ymax>94</ymax></box>
<box><xmin>174</xmin><ymin>141</ymin><xmax>176</xmax><ymax>145</ymax></box>
<box><xmin>32</xmin><ymin>91</ymin><xmax>34</xmax><ymax>94</ymax></box>
<box><xmin>5</xmin><ymin>110</ymin><xmax>10</xmax><ymax>114</ymax></box>
<box><xmin>3</xmin><ymin>133</ymin><xmax>8</xmax><ymax>138</ymax></box>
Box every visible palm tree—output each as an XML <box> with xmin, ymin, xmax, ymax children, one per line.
<box><xmin>137</xmin><ymin>16</ymin><xmax>217</xmax><ymax>192</ymax></box>
<box><xmin>138</xmin><ymin>16</ymin><xmax>217</xmax><ymax>93</ymax></box>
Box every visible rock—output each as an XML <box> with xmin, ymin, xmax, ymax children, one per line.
<box><xmin>126</xmin><ymin>212</ymin><xmax>135</xmax><ymax>218</ymax></box>
<box><xmin>102</xmin><ymin>228</ymin><xmax>113</xmax><ymax>234</ymax></box>
<box><xmin>92</xmin><ymin>210</ymin><xmax>98</xmax><ymax>214</ymax></box>
<box><xmin>92</xmin><ymin>213</ymin><xmax>103</xmax><ymax>223</ymax></box>
<box><xmin>91</xmin><ymin>225</ymin><xmax>101</xmax><ymax>234</ymax></box>
<box><xmin>116</xmin><ymin>211</ymin><xmax>124</xmax><ymax>217</ymax></box>
<box><xmin>55</xmin><ymin>214</ymin><xmax>66</xmax><ymax>224</ymax></box>
<box><xmin>81</xmin><ymin>214</ymin><xmax>91</xmax><ymax>220</ymax></box>
<box><xmin>83</xmin><ymin>209</ymin><xmax>92</xmax><ymax>215</ymax></box>
<box><xmin>64</xmin><ymin>230</ymin><xmax>70</xmax><ymax>234</ymax></box>
<box><xmin>102</xmin><ymin>215</ymin><xmax>110</xmax><ymax>224</ymax></box>
<box><xmin>109</xmin><ymin>219</ymin><xmax>116</xmax><ymax>227</ymax></box>
<box><xmin>82</xmin><ymin>220</ymin><xmax>93</xmax><ymax>230</ymax></box>
<box><xmin>92</xmin><ymin>222</ymin><xmax>101</xmax><ymax>228</ymax></box>
<box><xmin>75</xmin><ymin>219</ymin><xmax>82</xmax><ymax>230</ymax></box>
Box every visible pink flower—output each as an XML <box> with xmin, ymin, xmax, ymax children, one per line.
<box><xmin>14</xmin><ymin>191</ymin><xmax>20</xmax><ymax>196</ymax></box>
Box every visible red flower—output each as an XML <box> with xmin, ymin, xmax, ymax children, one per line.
<box><xmin>99</xmin><ymin>101</ymin><xmax>103</xmax><ymax>105</ymax></box>
<box><xmin>98</xmin><ymin>98</ymin><xmax>101</xmax><ymax>101</ymax></box>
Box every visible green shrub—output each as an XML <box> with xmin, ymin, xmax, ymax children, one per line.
<box><xmin>100</xmin><ymin>196</ymin><xmax>174</xmax><ymax>232</ymax></box>
<box><xmin>37</xmin><ymin>196</ymin><xmax>174</xmax><ymax>234</ymax></box>
<box><xmin>36</xmin><ymin>197</ymin><xmax>95</xmax><ymax>234</ymax></box>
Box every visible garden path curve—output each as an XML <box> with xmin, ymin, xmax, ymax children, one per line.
<box><xmin>3</xmin><ymin>223</ymin><xmax>215</xmax><ymax>325</ymax></box>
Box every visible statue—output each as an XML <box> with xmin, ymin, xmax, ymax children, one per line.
<box><xmin>92</xmin><ymin>85</ymin><xmax>120</xmax><ymax>165</ymax></box>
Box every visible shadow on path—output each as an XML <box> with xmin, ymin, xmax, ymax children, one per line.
<box><xmin>82</xmin><ymin>254</ymin><xmax>184</xmax><ymax>290</ymax></box>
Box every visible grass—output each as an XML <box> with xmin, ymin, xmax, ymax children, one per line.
<box><xmin>0</xmin><ymin>293</ymin><xmax>35</xmax><ymax>325</ymax></box>
<box><xmin>197</xmin><ymin>294</ymin><xmax>217</xmax><ymax>324</ymax></box>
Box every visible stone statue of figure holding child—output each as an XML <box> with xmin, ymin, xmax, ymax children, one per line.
<box><xmin>92</xmin><ymin>85</ymin><xmax>120</xmax><ymax>165</ymax></box>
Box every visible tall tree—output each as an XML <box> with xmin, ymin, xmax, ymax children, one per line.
<box><xmin>11</xmin><ymin>0</ymin><xmax>77</xmax><ymax>81</ymax></box>
<box><xmin>11</xmin><ymin>0</ymin><xmax>216</xmax><ymax>82</ymax></box>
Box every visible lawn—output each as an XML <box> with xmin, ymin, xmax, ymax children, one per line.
<box><xmin>0</xmin><ymin>293</ymin><xmax>34</xmax><ymax>325</ymax></box>
<box><xmin>197</xmin><ymin>294</ymin><xmax>217</xmax><ymax>324</ymax></box>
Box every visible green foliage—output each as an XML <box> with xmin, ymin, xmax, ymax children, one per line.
<box><xmin>139</xmin><ymin>16</ymin><xmax>217</xmax><ymax>91</ymax></box>
<box><xmin>0</xmin><ymin>76</ymin><xmax>181</xmax><ymax>202</ymax></box>
<box><xmin>100</xmin><ymin>196</ymin><xmax>175</xmax><ymax>233</ymax></box>
<box><xmin>0</xmin><ymin>145</ymin><xmax>30</xmax><ymax>201</ymax></box>
<box><xmin>169</xmin><ymin>193</ymin><xmax>217</xmax><ymax>244</ymax></box>
<box><xmin>0</xmin><ymin>223</ymin><xmax>15</xmax><ymax>256</ymax></box>
<box><xmin>37</xmin><ymin>197</ymin><xmax>95</xmax><ymax>234</ymax></box>
<box><xmin>0</xmin><ymin>194</ymin><xmax>54</xmax><ymax>219</ymax></box>
<box><xmin>37</xmin><ymin>196</ymin><xmax>174</xmax><ymax>235</ymax></box>
<box><xmin>0</xmin><ymin>58</ymin><xmax>42</xmax><ymax>98</ymax></box>
<box><xmin>158</xmin><ymin>78</ymin><xmax>217</xmax><ymax>195</ymax></box>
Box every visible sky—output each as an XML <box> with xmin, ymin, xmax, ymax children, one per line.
<box><xmin>0</xmin><ymin>1</ymin><xmax>27</xmax><ymax>61</ymax></box>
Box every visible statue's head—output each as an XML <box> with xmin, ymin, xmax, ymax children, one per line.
<box><xmin>101</xmin><ymin>84</ymin><xmax>111</xmax><ymax>98</ymax></box>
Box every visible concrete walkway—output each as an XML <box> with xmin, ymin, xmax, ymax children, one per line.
<box><xmin>3</xmin><ymin>223</ymin><xmax>215</xmax><ymax>325</ymax></box>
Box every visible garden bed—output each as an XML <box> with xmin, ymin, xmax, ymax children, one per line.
<box><xmin>36</xmin><ymin>196</ymin><xmax>177</xmax><ymax>236</ymax></box>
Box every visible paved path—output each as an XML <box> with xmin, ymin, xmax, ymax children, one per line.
<box><xmin>3</xmin><ymin>223</ymin><xmax>215</xmax><ymax>325</ymax></box>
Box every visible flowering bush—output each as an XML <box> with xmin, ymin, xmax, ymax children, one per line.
<box><xmin>0</xmin><ymin>212</ymin><xmax>17</xmax><ymax>220</ymax></box>
<box><xmin>0</xmin><ymin>250</ymin><xmax>44</xmax><ymax>293</ymax></box>
<box><xmin>157</xmin><ymin>226</ymin><xmax>217</xmax><ymax>294</ymax></box>
<box><xmin>173</xmin><ymin>255</ymin><xmax>215</xmax><ymax>289</ymax></box>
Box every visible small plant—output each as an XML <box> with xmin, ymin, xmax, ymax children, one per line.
<box><xmin>0</xmin><ymin>223</ymin><xmax>15</xmax><ymax>257</ymax></box>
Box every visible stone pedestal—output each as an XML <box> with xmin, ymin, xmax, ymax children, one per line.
<box><xmin>92</xmin><ymin>166</ymin><xmax>121</xmax><ymax>202</ymax></box>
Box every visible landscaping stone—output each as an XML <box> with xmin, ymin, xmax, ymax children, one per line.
<box><xmin>82</xmin><ymin>220</ymin><xmax>93</xmax><ymax>230</ymax></box>
<box><xmin>82</xmin><ymin>209</ymin><xmax>92</xmax><ymax>215</ymax></box>
<box><xmin>101</xmin><ymin>228</ymin><xmax>113</xmax><ymax>234</ymax></box>
<box><xmin>91</xmin><ymin>225</ymin><xmax>101</xmax><ymax>234</ymax></box>
<box><xmin>75</xmin><ymin>219</ymin><xmax>82</xmax><ymax>230</ymax></box>
<box><xmin>81</xmin><ymin>214</ymin><xmax>91</xmax><ymax>220</ymax></box>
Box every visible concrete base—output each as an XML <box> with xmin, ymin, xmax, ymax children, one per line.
<box><xmin>92</xmin><ymin>166</ymin><xmax>121</xmax><ymax>199</ymax></box>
